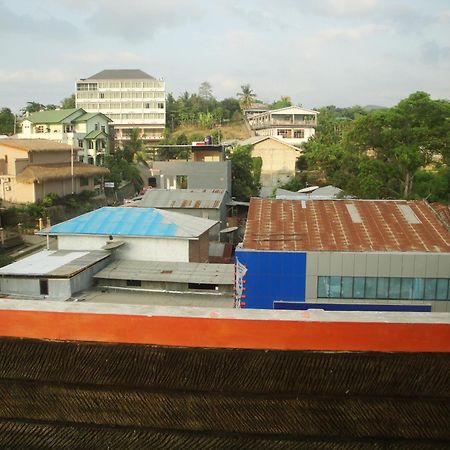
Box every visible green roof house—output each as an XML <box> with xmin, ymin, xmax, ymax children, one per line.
<box><xmin>18</xmin><ymin>109</ymin><xmax>112</xmax><ymax>166</ymax></box>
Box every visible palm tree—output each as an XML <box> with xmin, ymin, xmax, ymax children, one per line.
<box><xmin>237</xmin><ymin>84</ymin><xmax>257</xmax><ymax>109</ymax></box>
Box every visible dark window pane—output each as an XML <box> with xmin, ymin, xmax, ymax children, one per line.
<box><xmin>389</xmin><ymin>278</ymin><xmax>401</xmax><ymax>299</ymax></box>
<box><xmin>412</xmin><ymin>278</ymin><xmax>425</xmax><ymax>300</ymax></box>
<box><xmin>353</xmin><ymin>277</ymin><xmax>365</xmax><ymax>298</ymax></box>
<box><xmin>424</xmin><ymin>279</ymin><xmax>437</xmax><ymax>300</ymax></box>
<box><xmin>400</xmin><ymin>278</ymin><xmax>414</xmax><ymax>299</ymax></box>
<box><xmin>365</xmin><ymin>278</ymin><xmax>377</xmax><ymax>299</ymax></box>
<box><xmin>317</xmin><ymin>277</ymin><xmax>329</xmax><ymax>298</ymax></box>
<box><xmin>341</xmin><ymin>277</ymin><xmax>353</xmax><ymax>298</ymax></box>
<box><xmin>377</xmin><ymin>278</ymin><xmax>389</xmax><ymax>299</ymax></box>
<box><xmin>329</xmin><ymin>276</ymin><xmax>341</xmax><ymax>298</ymax></box>
<box><xmin>436</xmin><ymin>279</ymin><xmax>449</xmax><ymax>300</ymax></box>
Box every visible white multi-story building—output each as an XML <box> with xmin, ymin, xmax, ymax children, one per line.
<box><xmin>76</xmin><ymin>69</ymin><xmax>165</xmax><ymax>144</ymax></box>
<box><xmin>247</xmin><ymin>106</ymin><xmax>318</xmax><ymax>146</ymax></box>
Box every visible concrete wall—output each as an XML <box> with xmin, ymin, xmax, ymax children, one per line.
<box><xmin>250</xmin><ymin>139</ymin><xmax>299</xmax><ymax>188</ymax></box>
<box><xmin>57</xmin><ymin>235</ymin><xmax>191</xmax><ymax>262</ymax></box>
<box><xmin>153</xmin><ymin>161</ymin><xmax>231</xmax><ymax>192</ymax></box>
<box><xmin>70</xmin><ymin>255</ymin><xmax>111</xmax><ymax>296</ymax></box>
<box><xmin>0</xmin><ymin>278</ymin><xmax>40</xmax><ymax>297</ymax></box>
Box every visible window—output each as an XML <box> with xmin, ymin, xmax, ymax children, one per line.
<box><xmin>36</xmin><ymin>125</ymin><xmax>44</xmax><ymax>133</ymax></box>
<box><xmin>353</xmin><ymin>277</ymin><xmax>365</xmax><ymax>298</ymax></box>
<box><xmin>88</xmin><ymin>141</ymin><xmax>94</xmax><ymax>149</ymax></box>
<box><xmin>277</xmin><ymin>129</ymin><xmax>291</xmax><ymax>138</ymax></box>
<box><xmin>317</xmin><ymin>277</ymin><xmax>329</xmax><ymax>298</ymax></box>
<box><xmin>99</xmin><ymin>93</ymin><xmax>105</xmax><ymax>99</ymax></box>
<box><xmin>317</xmin><ymin>276</ymin><xmax>450</xmax><ymax>301</ymax></box>
<box><xmin>101</xmin><ymin>125</ymin><xmax>106</xmax><ymax>132</ymax></box>
<box><xmin>329</xmin><ymin>276</ymin><xmax>341</xmax><ymax>298</ymax></box>
<box><xmin>157</xmin><ymin>102</ymin><xmax>164</xmax><ymax>109</ymax></box>
<box><xmin>294</xmin><ymin>129</ymin><xmax>305</xmax><ymax>139</ymax></box>
<box><xmin>126</xmin><ymin>280</ymin><xmax>142</xmax><ymax>287</ymax></box>
<box><xmin>78</xmin><ymin>140</ymin><xmax>83</xmax><ymax>148</ymax></box>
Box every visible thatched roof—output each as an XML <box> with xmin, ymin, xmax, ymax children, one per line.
<box><xmin>0</xmin><ymin>139</ymin><xmax>80</xmax><ymax>152</ymax></box>
<box><xmin>17</xmin><ymin>163</ymin><xmax>109</xmax><ymax>184</ymax></box>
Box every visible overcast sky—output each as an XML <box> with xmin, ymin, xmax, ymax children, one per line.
<box><xmin>1</xmin><ymin>0</ymin><xmax>449</xmax><ymax>112</ymax></box>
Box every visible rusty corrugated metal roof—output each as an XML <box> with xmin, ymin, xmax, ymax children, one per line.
<box><xmin>242</xmin><ymin>199</ymin><xmax>450</xmax><ymax>253</ymax></box>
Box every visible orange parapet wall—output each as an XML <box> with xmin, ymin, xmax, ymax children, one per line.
<box><xmin>0</xmin><ymin>300</ymin><xmax>449</xmax><ymax>353</ymax></box>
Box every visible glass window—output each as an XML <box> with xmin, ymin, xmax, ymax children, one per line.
<box><xmin>329</xmin><ymin>276</ymin><xmax>341</xmax><ymax>298</ymax></box>
<box><xmin>353</xmin><ymin>277</ymin><xmax>365</xmax><ymax>298</ymax></box>
<box><xmin>424</xmin><ymin>279</ymin><xmax>437</xmax><ymax>300</ymax></box>
<box><xmin>436</xmin><ymin>279</ymin><xmax>449</xmax><ymax>300</ymax></box>
<box><xmin>412</xmin><ymin>278</ymin><xmax>425</xmax><ymax>300</ymax></box>
<box><xmin>389</xmin><ymin>278</ymin><xmax>401</xmax><ymax>299</ymax></box>
<box><xmin>341</xmin><ymin>277</ymin><xmax>353</xmax><ymax>298</ymax></box>
<box><xmin>377</xmin><ymin>277</ymin><xmax>389</xmax><ymax>299</ymax></box>
<box><xmin>365</xmin><ymin>278</ymin><xmax>377</xmax><ymax>299</ymax></box>
<box><xmin>317</xmin><ymin>277</ymin><xmax>329</xmax><ymax>298</ymax></box>
<box><xmin>400</xmin><ymin>278</ymin><xmax>414</xmax><ymax>299</ymax></box>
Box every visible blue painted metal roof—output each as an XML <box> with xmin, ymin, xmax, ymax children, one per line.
<box><xmin>44</xmin><ymin>207</ymin><xmax>217</xmax><ymax>238</ymax></box>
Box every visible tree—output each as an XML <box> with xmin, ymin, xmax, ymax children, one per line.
<box><xmin>229</xmin><ymin>145</ymin><xmax>261</xmax><ymax>200</ymax></box>
<box><xmin>0</xmin><ymin>108</ymin><xmax>15</xmax><ymax>135</ymax></box>
<box><xmin>346</xmin><ymin>92</ymin><xmax>450</xmax><ymax>198</ymax></box>
<box><xmin>104</xmin><ymin>149</ymin><xmax>143</xmax><ymax>190</ymax></box>
<box><xmin>20</xmin><ymin>101</ymin><xmax>45</xmax><ymax>116</ymax></box>
<box><xmin>269</xmin><ymin>96</ymin><xmax>292</xmax><ymax>110</ymax></box>
<box><xmin>237</xmin><ymin>84</ymin><xmax>257</xmax><ymax>109</ymax></box>
<box><xmin>61</xmin><ymin>94</ymin><xmax>76</xmax><ymax>109</ymax></box>
<box><xmin>198</xmin><ymin>81</ymin><xmax>213</xmax><ymax>101</ymax></box>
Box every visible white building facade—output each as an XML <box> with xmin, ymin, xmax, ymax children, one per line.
<box><xmin>76</xmin><ymin>69</ymin><xmax>166</xmax><ymax>144</ymax></box>
<box><xmin>247</xmin><ymin>106</ymin><xmax>318</xmax><ymax>146</ymax></box>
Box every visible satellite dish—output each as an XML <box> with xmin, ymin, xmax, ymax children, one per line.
<box><xmin>220</xmin><ymin>226</ymin><xmax>239</xmax><ymax>234</ymax></box>
<box><xmin>297</xmin><ymin>185</ymin><xmax>319</xmax><ymax>193</ymax></box>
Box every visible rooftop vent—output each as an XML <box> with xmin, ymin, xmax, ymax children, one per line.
<box><xmin>345</xmin><ymin>204</ymin><xmax>362</xmax><ymax>223</ymax></box>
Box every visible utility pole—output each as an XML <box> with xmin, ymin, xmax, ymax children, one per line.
<box><xmin>71</xmin><ymin>145</ymin><xmax>74</xmax><ymax>194</ymax></box>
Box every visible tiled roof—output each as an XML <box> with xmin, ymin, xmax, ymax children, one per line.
<box><xmin>17</xmin><ymin>163</ymin><xmax>109</xmax><ymax>183</ymax></box>
<box><xmin>136</xmin><ymin>189</ymin><xmax>227</xmax><ymax>209</ymax></box>
<box><xmin>86</xmin><ymin>69</ymin><xmax>155</xmax><ymax>80</ymax></box>
<box><xmin>84</xmin><ymin>130</ymin><xmax>108</xmax><ymax>140</ymax></box>
<box><xmin>42</xmin><ymin>207</ymin><xmax>217</xmax><ymax>239</ymax></box>
<box><xmin>73</xmin><ymin>112</ymin><xmax>112</xmax><ymax>123</ymax></box>
<box><xmin>239</xmin><ymin>136</ymin><xmax>299</xmax><ymax>150</ymax></box>
<box><xmin>242</xmin><ymin>198</ymin><xmax>450</xmax><ymax>253</ymax></box>
<box><xmin>26</xmin><ymin>109</ymin><xmax>82</xmax><ymax>124</ymax></box>
<box><xmin>0</xmin><ymin>139</ymin><xmax>75</xmax><ymax>152</ymax></box>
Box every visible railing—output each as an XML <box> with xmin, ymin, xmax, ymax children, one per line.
<box><xmin>249</xmin><ymin>120</ymin><xmax>316</xmax><ymax>130</ymax></box>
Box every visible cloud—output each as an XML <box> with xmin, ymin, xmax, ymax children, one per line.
<box><xmin>0</xmin><ymin>69</ymin><xmax>68</xmax><ymax>84</ymax></box>
<box><xmin>421</xmin><ymin>41</ymin><xmax>450</xmax><ymax>65</ymax></box>
<box><xmin>74</xmin><ymin>51</ymin><xmax>145</xmax><ymax>64</ymax></box>
<box><xmin>81</xmin><ymin>0</ymin><xmax>204</xmax><ymax>40</ymax></box>
<box><xmin>0</xmin><ymin>0</ymin><xmax>77</xmax><ymax>37</ymax></box>
<box><xmin>317</xmin><ymin>24</ymin><xmax>388</xmax><ymax>41</ymax></box>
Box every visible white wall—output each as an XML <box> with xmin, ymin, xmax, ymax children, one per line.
<box><xmin>57</xmin><ymin>235</ymin><xmax>190</xmax><ymax>262</ymax></box>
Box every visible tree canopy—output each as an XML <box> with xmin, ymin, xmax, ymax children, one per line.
<box><xmin>229</xmin><ymin>145</ymin><xmax>261</xmax><ymax>201</ymax></box>
<box><xmin>0</xmin><ymin>108</ymin><xmax>15</xmax><ymax>135</ymax></box>
<box><xmin>299</xmin><ymin>92</ymin><xmax>450</xmax><ymax>202</ymax></box>
<box><xmin>237</xmin><ymin>84</ymin><xmax>257</xmax><ymax>109</ymax></box>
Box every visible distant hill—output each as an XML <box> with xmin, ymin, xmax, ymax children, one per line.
<box><xmin>363</xmin><ymin>105</ymin><xmax>388</xmax><ymax>112</ymax></box>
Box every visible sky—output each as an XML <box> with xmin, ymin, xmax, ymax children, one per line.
<box><xmin>1</xmin><ymin>0</ymin><xmax>449</xmax><ymax>113</ymax></box>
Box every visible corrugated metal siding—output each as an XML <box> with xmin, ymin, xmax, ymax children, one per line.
<box><xmin>243</xmin><ymin>199</ymin><xmax>450</xmax><ymax>253</ymax></box>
